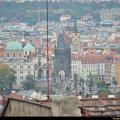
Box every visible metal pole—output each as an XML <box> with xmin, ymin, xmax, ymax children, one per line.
<box><xmin>46</xmin><ymin>0</ymin><xmax>50</xmax><ymax>100</ymax></box>
<box><xmin>82</xmin><ymin>79</ymin><xmax>84</xmax><ymax>98</ymax></box>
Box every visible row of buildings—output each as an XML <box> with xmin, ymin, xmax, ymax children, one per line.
<box><xmin>0</xmin><ymin>5</ymin><xmax>120</xmax><ymax>90</ymax></box>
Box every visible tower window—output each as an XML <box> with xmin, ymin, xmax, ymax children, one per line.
<box><xmin>25</xmin><ymin>51</ymin><xmax>27</xmax><ymax>55</ymax></box>
<box><xmin>7</xmin><ymin>53</ymin><xmax>9</xmax><ymax>57</ymax></box>
<box><xmin>29</xmin><ymin>51</ymin><xmax>31</xmax><ymax>55</ymax></box>
<box><xmin>13</xmin><ymin>53</ymin><xmax>15</xmax><ymax>57</ymax></box>
<box><xmin>19</xmin><ymin>53</ymin><xmax>21</xmax><ymax>57</ymax></box>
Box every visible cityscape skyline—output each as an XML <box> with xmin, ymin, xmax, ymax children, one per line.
<box><xmin>0</xmin><ymin>0</ymin><xmax>120</xmax><ymax>116</ymax></box>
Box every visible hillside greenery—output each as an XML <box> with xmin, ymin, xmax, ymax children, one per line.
<box><xmin>0</xmin><ymin>1</ymin><xmax>120</xmax><ymax>25</ymax></box>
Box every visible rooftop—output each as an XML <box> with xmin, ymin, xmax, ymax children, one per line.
<box><xmin>5</xmin><ymin>41</ymin><xmax>23</xmax><ymax>51</ymax></box>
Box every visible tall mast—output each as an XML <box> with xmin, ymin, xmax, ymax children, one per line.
<box><xmin>46</xmin><ymin>0</ymin><xmax>50</xmax><ymax>100</ymax></box>
<box><xmin>38</xmin><ymin>7</ymin><xmax>40</xmax><ymax>31</ymax></box>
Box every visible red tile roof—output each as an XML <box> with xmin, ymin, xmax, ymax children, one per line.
<box><xmin>0</xmin><ymin>47</ymin><xmax>4</xmax><ymax>57</ymax></box>
<box><xmin>79</xmin><ymin>97</ymin><xmax>120</xmax><ymax>117</ymax></box>
<box><xmin>71</xmin><ymin>54</ymin><xmax>110</xmax><ymax>63</ymax></box>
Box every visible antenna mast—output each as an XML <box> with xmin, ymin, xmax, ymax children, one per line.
<box><xmin>46</xmin><ymin>0</ymin><xmax>50</xmax><ymax>100</ymax></box>
<box><xmin>38</xmin><ymin>7</ymin><xmax>40</xmax><ymax>31</ymax></box>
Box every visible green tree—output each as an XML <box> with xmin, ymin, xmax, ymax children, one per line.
<box><xmin>22</xmin><ymin>75</ymin><xmax>35</xmax><ymax>90</ymax></box>
<box><xmin>0</xmin><ymin>64</ymin><xmax>16</xmax><ymax>91</ymax></box>
<box><xmin>87</xmin><ymin>73</ymin><xmax>100</xmax><ymax>97</ymax></box>
<box><xmin>87</xmin><ymin>72</ymin><xmax>93</xmax><ymax>97</ymax></box>
<box><xmin>74</xmin><ymin>73</ymin><xmax>78</xmax><ymax>89</ymax></box>
<box><xmin>112</xmin><ymin>77</ymin><xmax>117</xmax><ymax>86</ymax></box>
<box><xmin>112</xmin><ymin>77</ymin><xmax>118</xmax><ymax>91</ymax></box>
<box><xmin>97</xmin><ymin>81</ymin><xmax>107</xmax><ymax>89</ymax></box>
<box><xmin>98</xmin><ymin>89</ymin><xmax>111</xmax><ymax>94</ymax></box>
<box><xmin>9</xmin><ymin>68</ymin><xmax>16</xmax><ymax>90</ymax></box>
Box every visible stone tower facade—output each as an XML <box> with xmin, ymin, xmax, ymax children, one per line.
<box><xmin>54</xmin><ymin>33</ymin><xmax>71</xmax><ymax>81</ymax></box>
<box><xmin>71</xmin><ymin>18</ymin><xmax>80</xmax><ymax>52</ymax></box>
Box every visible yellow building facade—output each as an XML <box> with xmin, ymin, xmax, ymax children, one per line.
<box><xmin>115</xmin><ymin>62</ymin><xmax>120</xmax><ymax>85</ymax></box>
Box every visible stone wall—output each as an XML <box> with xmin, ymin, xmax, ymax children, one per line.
<box><xmin>4</xmin><ymin>98</ymin><xmax>53</xmax><ymax>116</ymax></box>
<box><xmin>51</xmin><ymin>95</ymin><xmax>81</xmax><ymax>116</ymax></box>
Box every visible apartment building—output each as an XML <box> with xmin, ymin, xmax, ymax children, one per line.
<box><xmin>100</xmin><ymin>8</ymin><xmax>120</xmax><ymax>20</ymax></box>
<box><xmin>71</xmin><ymin>54</ymin><xmax>107</xmax><ymax>81</ymax></box>
<box><xmin>115</xmin><ymin>62</ymin><xmax>120</xmax><ymax>85</ymax></box>
<box><xmin>5</xmin><ymin>61</ymin><xmax>35</xmax><ymax>88</ymax></box>
<box><xmin>105</xmin><ymin>62</ymin><xmax>115</xmax><ymax>84</ymax></box>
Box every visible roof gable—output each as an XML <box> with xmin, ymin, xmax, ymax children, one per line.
<box><xmin>23</xmin><ymin>43</ymin><xmax>35</xmax><ymax>50</ymax></box>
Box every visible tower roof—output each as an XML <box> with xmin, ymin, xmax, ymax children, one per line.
<box><xmin>57</xmin><ymin>33</ymin><xmax>70</xmax><ymax>49</ymax></box>
<box><xmin>23</xmin><ymin>43</ymin><xmax>35</xmax><ymax>50</ymax></box>
<box><xmin>73</xmin><ymin>17</ymin><xmax>78</xmax><ymax>33</ymax></box>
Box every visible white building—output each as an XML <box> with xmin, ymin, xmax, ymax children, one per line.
<box><xmin>71</xmin><ymin>53</ymin><xmax>107</xmax><ymax>81</ymax></box>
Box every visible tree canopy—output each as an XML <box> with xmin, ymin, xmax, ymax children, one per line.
<box><xmin>22</xmin><ymin>75</ymin><xmax>35</xmax><ymax>90</ymax></box>
<box><xmin>0</xmin><ymin>1</ymin><xmax>120</xmax><ymax>24</ymax></box>
<box><xmin>98</xmin><ymin>89</ymin><xmax>111</xmax><ymax>94</ymax></box>
<box><xmin>0</xmin><ymin>64</ymin><xmax>16</xmax><ymax>91</ymax></box>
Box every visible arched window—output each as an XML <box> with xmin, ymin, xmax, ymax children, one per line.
<box><xmin>25</xmin><ymin>51</ymin><xmax>27</xmax><ymax>55</ymax></box>
<box><xmin>19</xmin><ymin>53</ymin><xmax>21</xmax><ymax>57</ymax></box>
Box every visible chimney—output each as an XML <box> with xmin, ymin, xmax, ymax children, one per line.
<box><xmin>11</xmin><ymin>90</ymin><xmax>15</xmax><ymax>94</ymax></box>
<box><xmin>10</xmin><ymin>90</ymin><xmax>17</xmax><ymax>97</ymax></box>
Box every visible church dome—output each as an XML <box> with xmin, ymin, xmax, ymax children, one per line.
<box><xmin>5</xmin><ymin>41</ymin><xmax>23</xmax><ymax>51</ymax></box>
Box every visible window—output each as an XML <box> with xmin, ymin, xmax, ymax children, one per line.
<box><xmin>20</xmin><ymin>66</ymin><xmax>23</xmax><ymax>69</ymax></box>
<box><xmin>28</xmin><ymin>66</ymin><xmax>31</xmax><ymax>68</ymax></box>
<box><xmin>29</xmin><ymin>51</ymin><xmax>31</xmax><ymax>55</ymax></box>
<box><xmin>20</xmin><ymin>71</ymin><xmax>23</xmax><ymax>74</ymax></box>
<box><xmin>20</xmin><ymin>76</ymin><xmax>23</xmax><ymax>79</ymax></box>
<box><xmin>28</xmin><ymin>71</ymin><xmax>31</xmax><ymax>74</ymax></box>
<box><xmin>25</xmin><ymin>51</ymin><xmax>27</xmax><ymax>55</ymax></box>
<box><xmin>7</xmin><ymin>53</ymin><xmax>9</xmax><ymax>57</ymax></box>
<box><xmin>13</xmin><ymin>66</ymin><xmax>16</xmax><ymax>69</ymax></box>
<box><xmin>19</xmin><ymin>53</ymin><xmax>21</xmax><ymax>57</ymax></box>
<box><xmin>13</xmin><ymin>53</ymin><xmax>15</xmax><ymax>57</ymax></box>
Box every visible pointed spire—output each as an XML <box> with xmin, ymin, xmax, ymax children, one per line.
<box><xmin>73</xmin><ymin>17</ymin><xmax>78</xmax><ymax>33</ymax></box>
<box><xmin>38</xmin><ymin>6</ymin><xmax>40</xmax><ymax>31</ymax></box>
<box><xmin>57</xmin><ymin>33</ymin><xmax>66</xmax><ymax>49</ymax></box>
<box><xmin>57</xmin><ymin>32</ymin><xmax>70</xmax><ymax>49</ymax></box>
